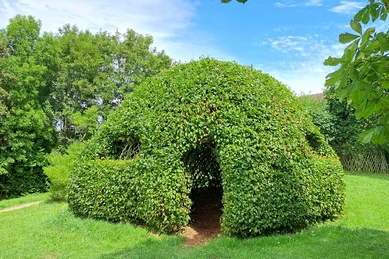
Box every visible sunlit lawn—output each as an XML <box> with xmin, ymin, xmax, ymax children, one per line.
<box><xmin>1</xmin><ymin>172</ymin><xmax>388</xmax><ymax>259</ymax></box>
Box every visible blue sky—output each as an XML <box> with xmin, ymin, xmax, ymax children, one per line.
<box><xmin>0</xmin><ymin>0</ymin><xmax>374</xmax><ymax>94</ymax></box>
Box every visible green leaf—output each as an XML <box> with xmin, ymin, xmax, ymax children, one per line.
<box><xmin>371</xmin><ymin>126</ymin><xmax>388</xmax><ymax>144</ymax></box>
<box><xmin>221</xmin><ymin>0</ymin><xmax>232</xmax><ymax>2</ymax></box>
<box><xmin>370</xmin><ymin>4</ymin><xmax>380</xmax><ymax>21</ymax></box>
<box><xmin>361</xmin><ymin>27</ymin><xmax>376</xmax><ymax>49</ymax></box>
<box><xmin>339</xmin><ymin>33</ymin><xmax>360</xmax><ymax>44</ymax></box>
<box><xmin>338</xmin><ymin>69</ymin><xmax>350</xmax><ymax>90</ymax></box>
<box><xmin>359</xmin><ymin>128</ymin><xmax>374</xmax><ymax>143</ymax></box>
<box><xmin>365</xmin><ymin>40</ymin><xmax>381</xmax><ymax>51</ymax></box>
<box><xmin>343</xmin><ymin>39</ymin><xmax>360</xmax><ymax>61</ymax></box>
<box><xmin>355</xmin><ymin>6</ymin><xmax>368</xmax><ymax>22</ymax></box>
<box><xmin>337</xmin><ymin>84</ymin><xmax>353</xmax><ymax>99</ymax></box>
<box><xmin>380</xmin><ymin>10</ymin><xmax>388</xmax><ymax>21</ymax></box>
<box><xmin>362</xmin><ymin>7</ymin><xmax>371</xmax><ymax>24</ymax></box>
<box><xmin>371</xmin><ymin>60</ymin><xmax>389</xmax><ymax>73</ymax></box>
<box><xmin>323</xmin><ymin>57</ymin><xmax>343</xmax><ymax>66</ymax></box>
<box><xmin>324</xmin><ymin>69</ymin><xmax>343</xmax><ymax>86</ymax></box>
<box><xmin>350</xmin><ymin>19</ymin><xmax>362</xmax><ymax>35</ymax></box>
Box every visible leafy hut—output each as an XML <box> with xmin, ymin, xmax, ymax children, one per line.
<box><xmin>68</xmin><ymin>58</ymin><xmax>345</xmax><ymax>237</ymax></box>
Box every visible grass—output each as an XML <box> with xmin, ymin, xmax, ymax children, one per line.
<box><xmin>1</xmin><ymin>172</ymin><xmax>389</xmax><ymax>258</ymax></box>
<box><xmin>0</xmin><ymin>192</ymin><xmax>49</xmax><ymax>210</ymax></box>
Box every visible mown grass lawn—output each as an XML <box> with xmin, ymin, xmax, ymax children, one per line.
<box><xmin>1</xmin><ymin>172</ymin><xmax>389</xmax><ymax>259</ymax></box>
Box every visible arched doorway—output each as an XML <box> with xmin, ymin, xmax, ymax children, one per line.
<box><xmin>182</xmin><ymin>138</ymin><xmax>223</xmax><ymax>245</ymax></box>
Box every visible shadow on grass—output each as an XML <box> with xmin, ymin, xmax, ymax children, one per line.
<box><xmin>98</xmin><ymin>226</ymin><xmax>389</xmax><ymax>259</ymax></box>
<box><xmin>98</xmin><ymin>235</ymin><xmax>185</xmax><ymax>259</ymax></box>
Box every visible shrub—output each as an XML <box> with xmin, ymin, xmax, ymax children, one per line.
<box><xmin>0</xmin><ymin>108</ymin><xmax>56</xmax><ymax>199</ymax></box>
<box><xmin>44</xmin><ymin>142</ymin><xmax>85</xmax><ymax>201</ymax></box>
<box><xmin>325</xmin><ymin>87</ymin><xmax>388</xmax><ymax>173</ymax></box>
<box><xmin>68</xmin><ymin>58</ymin><xmax>345</xmax><ymax>237</ymax></box>
<box><xmin>299</xmin><ymin>94</ymin><xmax>334</xmax><ymax>143</ymax></box>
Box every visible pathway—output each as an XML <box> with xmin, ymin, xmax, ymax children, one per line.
<box><xmin>0</xmin><ymin>201</ymin><xmax>43</xmax><ymax>213</ymax></box>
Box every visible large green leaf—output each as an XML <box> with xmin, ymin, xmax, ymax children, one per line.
<box><xmin>371</xmin><ymin>60</ymin><xmax>389</xmax><ymax>73</ymax></box>
<box><xmin>370</xmin><ymin>3</ymin><xmax>380</xmax><ymax>21</ymax></box>
<box><xmin>365</xmin><ymin>40</ymin><xmax>381</xmax><ymax>51</ymax></box>
<box><xmin>323</xmin><ymin>57</ymin><xmax>343</xmax><ymax>66</ymax></box>
<box><xmin>354</xmin><ymin>6</ymin><xmax>369</xmax><ymax>22</ymax></box>
<box><xmin>361</xmin><ymin>27</ymin><xmax>376</xmax><ymax>47</ymax></box>
<box><xmin>343</xmin><ymin>39</ymin><xmax>360</xmax><ymax>61</ymax></box>
<box><xmin>324</xmin><ymin>69</ymin><xmax>343</xmax><ymax>86</ymax></box>
<box><xmin>339</xmin><ymin>33</ymin><xmax>360</xmax><ymax>44</ymax></box>
<box><xmin>380</xmin><ymin>9</ymin><xmax>388</xmax><ymax>20</ymax></box>
<box><xmin>359</xmin><ymin>128</ymin><xmax>375</xmax><ymax>143</ymax></box>
<box><xmin>371</xmin><ymin>126</ymin><xmax>389</xmax><ymax>144</ymax></box>
<box><xmin>362</xmin><ymin>7</ymin><xmax>371</xmax><ymax>24</ymax></box>
<box><xmin>350</xmin><ymin>19</ymin><xmax>362</xmax><ymax>35</ymax></box>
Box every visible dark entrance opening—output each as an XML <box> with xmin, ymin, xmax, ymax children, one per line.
<box><xmin>182</xmin><ymin>139</ymin><xmax>223</xmax><ymax>245</ymax></box>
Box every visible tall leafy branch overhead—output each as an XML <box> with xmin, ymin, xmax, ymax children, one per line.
<box><xmin>324</xmin><ymin>0</ymin><xmax>389</xmax><ymax>144</ymax></box>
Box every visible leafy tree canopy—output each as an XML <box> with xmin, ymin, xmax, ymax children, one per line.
<box><xmin>0</xmin><ymin>14</ymin><xmax>172</xmax><ymax>198</ymax></box>
<box><xmin>0</xmin><ymin>15</ymin><xmax>57</xmax><ymax>198</ymax></box>
<box><xmin>324</xmin><ymin>0</ymin><xmax>389</xmax><ymax>144</ymax></box>
<box><xmin>52</xmin><ymin>25</ymin><xmax>172</xmax><ymax>145</ymax></box>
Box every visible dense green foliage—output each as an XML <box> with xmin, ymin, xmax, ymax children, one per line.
<box><xmin>0</xmin><ymin>15</ymin><xmax>57</xmax><ymax>198</ymax></box>
<box><xmin>69</xmin><ymin>58</ymin><xmax>345</xmax><ymax>237</ymax></box>
<box><xmin>0</xmin><ymin>15</ymin><xmax>172</xmax><ymax>199</ymax></box>
<box><xmin>0</xmin><ymin>40</ymin><xmax>12</xmax><ymax>121</ymax></box>
<box><xmin>43</xmin><ymin>142</ymin><xmax>85</xmax><ymax>201</ymax></box>
<box><xmin>53</xmin><ymin>26</ymin><xmax>172</xmax><ymax>145</ymax></box>
<box><xmin>299</xmin><ymin>95</ymin><xmax>334</xmax><ymax>143</ymax></box>
<box><xmin>300</xmin><ymin>91</ymin><xmax>388</xmax><ymax>173</ymax></box>
<box><xmin>325</xmin><ymin>0</ymin><xmax>389</xmax><ymax>144</ymax></box>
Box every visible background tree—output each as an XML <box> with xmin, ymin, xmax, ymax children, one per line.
<box><xmin>0</xmin><ymin>40</ymin><xmax>12</xmax><ymax>119</ymax></box>
<box><xmin>0</xmin><ymin>39</ymin><xmax>13</xmax><ymax>177</ymax></box>
<box><xmin>0</xmin><ymin>15</ymin><xmax>57</xmax><ymax>198</ymax></box>
<box><xmin>324</xmin><ymin>87</ymin><xmax>388</xmax><ymax>173</ymax></box>
<box><xmin>324</xmin><ymin>0</ymin><xmax>389</xmax><ymax>144</ymax></box>
<box><xmin>299</xmin><ymin>94</ymin><xmax>334</xmax><ymax>142</ymax></box>
<box><xmin>0</xmin><ymin>14</ymin><xmax>172</xmax><ymax>198</ymax></box>
<box><xmin>300</xmin><ymin>90</ymin><xmax>388</xmax><ymax>173</ymax></box>
<box><xmin>52</xmin><ymin>26</ymin><xmax>172</xmax><ymax>145</ymax></box>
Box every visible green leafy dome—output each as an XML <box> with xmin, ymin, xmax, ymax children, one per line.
<box><xmin>68</xmin><ymin>57</ymin><xmax>345</xmax><ymax>237</ymax></box>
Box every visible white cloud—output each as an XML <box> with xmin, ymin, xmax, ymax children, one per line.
<box><xmin>0</xmin><ymin>0</ymin><xmax>195</xmax><ymax>38</ymax></box>
<box><xmin>275</xmin><ymin>0</ymin><xmax>322</xmax><ymax>8</ymax></box>
<box><xmin>255</xmin><ymin>36</ymin><xmax>344</xmax><ymax>94</ymax></box>
<box><xmin>259</xmin><ymin>60</ymin><xmax>334</xmax><ymax>95</ymax></box>
<box><xmin>330</xmin><ymin>1</ymin><xmax>365</xmax><ymax>14</ymax></box>
<box><xmin>260</xmin><ymin>35</ymin><xmax>330</xmax><ymax>57</ymax></box>
<box><xmin>0</xmin><ymin>0</ymin><xmax>233</xmax><ymax>62</ymax></box>
<box><xmin>274</xmin><ymin>2</ymin><xmax>297</xmax><ymax>8</ymax></box>
<box><xmin>305</xmin><ymin>0</ymin><xmax>323</xmax><ymax>6</ymax></box>
<box><xmin>272</xmin><ymin>26</ymin><xmax>294</xmax><ymax>33</ymax></box>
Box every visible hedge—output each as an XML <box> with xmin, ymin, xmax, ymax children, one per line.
<box><xmin>68</xmin><ymin>58</ymin><xmax>345</xmax><ymax>237</ymax></box>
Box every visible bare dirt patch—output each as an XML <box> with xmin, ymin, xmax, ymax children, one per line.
<box><xmin>181</xmin><ymin>188</ymin><xmax>222</xmax><ymax>246</ymax></box>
